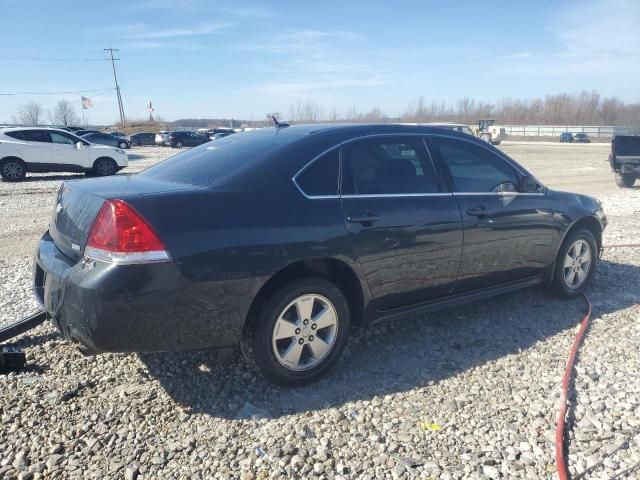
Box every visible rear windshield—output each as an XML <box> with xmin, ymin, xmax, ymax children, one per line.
<box><xmin>615</xmin><ymin>136</ymin><xmax>640</xmax><ymax>156</ymax></box>
<box><xmin>139</xmin><ymin>129</ymin><xmax>296</xmax><ymax>187</ymax></box>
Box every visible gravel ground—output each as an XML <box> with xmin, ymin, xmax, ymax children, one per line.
<box><xmin>0</xmin><ymin>143</ymin><xmax>639</xmax><ymax>480</ymax></box>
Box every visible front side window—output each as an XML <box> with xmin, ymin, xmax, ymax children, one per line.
<box><xmin>295</xmin><ymin>149</ymin><xmax>339</xmax><ymax>197</ymax></box>
<box><xmin>429</xmin><ymin>136</ymin><xmax>519</xmax><ymax>193</ymax></box>
<box><xmin>342</xmin><ymin>137</ymin><xmax>439</xmax><ymax>195</ymax></box>
<box><xmin>49</xmin><ymin>132</ymin><xmax>76</xmax><ymax>145</ymax></box>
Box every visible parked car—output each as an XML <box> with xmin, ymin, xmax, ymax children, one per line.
<box><xmin>130</xmin><ymin>132</ymin><xmax>156</xmax><ymax>146</ymax></box>
<box><xmin>109</xmin><ymin>132</ymin><xmax>127</xmax><ymax>138</ymax></box>
<box><xmin>155</xmin><ymin>131</ymin><xmax>172</xmax><ymax>146</ymax></box>
<box><xmin>210</xmin><ymin>131</ymin><xmax>234</xmax><ymax>141</ymax></box>
<box><xmin>427</xmin><ymin>122</ymin><xmax>474</xmax><ymax>135</ymax></box>
<box><xmin>165</xmin><ymin>130</ymin><xmax>210</xmax><ymax>148</ymax></box>
<box><xmin>32</xmin><ymin>124</ymin><xmax>606</xmax><ymax>385</ymax></box>
<box><xmin>81</xmin><ymin>132</ymin><xmax>130</xmax><ymax>149</ymax></box>
<box><xmin>574</xmin><ymin>133</ymin><xmax>590</xmax><ymax>143</ymax></box>
<box><xmin>0</xmin><ymin>127</ymin><xmax>127</xmax><ymax>181</ymax></box>
<box><xmin>609</xmin><ymin>135</ymin><xmax>640</xmax><ymax>188</ymax></box>
<box><xmin>560</xmin><ymin>132</ymin><xmax>573</xmax><ymax>143</ymax></box>
<box><xmin>75</xmin><ymin>129</ymin><xmax>102</xmax><ymax>137</ymax></box>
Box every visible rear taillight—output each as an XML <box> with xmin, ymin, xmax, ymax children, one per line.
<box><xmin>85</xmin><ymin>199</ymin><xmax>170</xmax><ymax>264</ymax></box>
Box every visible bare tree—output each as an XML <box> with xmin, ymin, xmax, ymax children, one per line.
<box><xmin>287</xmin><ymin>100</ymin><xmax>323</xmax><ymax>123</ymax></box>
<box><xmin>13</xmin><ymin>101</ymin><xmax>43</xmax><ymax>125</ymax></box>
<box><xmin>49</xmin><ymin>99</ymin><xmax>79</xmax><ymax>126</ymax></box>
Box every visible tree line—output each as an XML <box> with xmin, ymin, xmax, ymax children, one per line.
<box><xmin>284</xmin><ymin>91</ymin><xmax>640</xmax><ymax>126</ymax></box>
<box><xmin>11</xmin><ymin>90</ymin><xmax>640</xmax><ymax>128</ymax></box>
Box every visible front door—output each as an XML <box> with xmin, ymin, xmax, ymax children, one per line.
<box><xmin>427</xmin><ymin>135</ymin><xmax>555</xmax><ymax>292</ymax></box>
<box><xmin>340</xmin><ymin>136</ymin><xmax>463</xmax><ymax>310</ymax></box>
<box><xmin>48</xmin><ymin>131</ymin><xmax>90</xmax><ymax>169</ymax></box>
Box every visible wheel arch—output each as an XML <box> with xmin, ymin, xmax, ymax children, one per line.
<box><xmin>549</xmin><ymin>215</ymin><xmax>603</xmax><ymax>284</ymax></box>
<box><xmin>1</xmin><ymin>155</ymin><xmax>26</xmax><ymax>165</ymax></box>
<box><xmin>244</xmin><ymin>257</ymin><xmax>366</xmax><ymax>334</ymax></box>
<box><xmin>93</xmin><ymin>156</ymin><xmax>115</xmax><ymax>166</ymax></box>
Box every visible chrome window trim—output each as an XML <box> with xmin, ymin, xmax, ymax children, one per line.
<box><xmin>452</xmin><ymin>192</ymin><xmax>546</xmax><ymax>196</ymax></box>
<box><xmin>291</xmin><ymin>132</ymin><xmax>547</xmax><ymax>199</ymax></box>
<box><xmin>341</xmin><ymin>193</ymin><xmax>453</xmax><ymax>199</ymax></box>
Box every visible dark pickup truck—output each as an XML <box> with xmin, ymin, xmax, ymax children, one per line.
<box><xmin>610</xmin><ymin>135</ymin><xmax>640</xmax><ymax>188</ymax></box>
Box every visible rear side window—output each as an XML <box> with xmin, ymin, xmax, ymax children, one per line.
<box><xmin>5</xmin><ymin>130</ymin><xmax>49</xmax><ymax>142</ymax></box>
<box><xmin>429</xmin><ymin>136</ymin><xmax>519</xmax><ymax>193</ymax></box>
<box><xmin>341</xmin><ymin>137</ymin><xmax>439</xmax><ymax>195</ymax></box>
<box><xmin>295</xmin><ymin>149</ymin><xmax>339</xmax><ymax>197</ymax></box>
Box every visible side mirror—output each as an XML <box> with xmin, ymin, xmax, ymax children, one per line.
<box><xmin>76</xmin><ymin>142</ymin><xmax>83</xmax><ymax>150</ymax></box>
<box><xmin>521</xmin><ymin>176</ymin><xmax>542</xmax><ymax>193</ymax></box>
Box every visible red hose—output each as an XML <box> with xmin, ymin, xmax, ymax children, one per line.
<box><xmin>555</xmin><ymin>294</ymin><xmax>592</xmax><ymax>480</ymax></box>
<box><xmin>555</xmin><ymin>240</ymin><xmax>640</xmax><ymax>480</ymax></box>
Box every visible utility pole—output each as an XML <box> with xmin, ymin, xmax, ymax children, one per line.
<box><xmin>104</xmin><ymin>48</ymin><xmax>125</xmax><ymax>126</ymax></box>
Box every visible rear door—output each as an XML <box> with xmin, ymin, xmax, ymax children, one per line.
<box><xmin>7</xmin><ymin>130</ymin><xmax>52</xmax><ymax>165</ymax></box>
<box><xmin>427</xmin><ymin>135</ymin><xmax>554</xmax><ymax>292</ymax></box>
<box><xmin>48</xmin><ymin>131</ymin><xmax>91</xmax><ymax>168</ymax></box>
<box><xmin>340</xmin><ymin>136</ymin><xmax>463</xmax><ymax>310</ymax></box>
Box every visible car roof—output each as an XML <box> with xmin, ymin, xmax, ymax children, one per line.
<box><xmin>242</xmin><ymin>122</ymin><xmax>478</xmax><ymax>141</ymax></box>
<box><xmin>0</xmin><ymin>126</ymin><xmax>81</xmax><ymax>134</ymax></box>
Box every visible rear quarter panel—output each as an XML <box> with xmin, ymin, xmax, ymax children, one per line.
<box><xmin>126</xmin><ymin>182</ymin><xmax>357</xmax><ymax>328</ymax></box>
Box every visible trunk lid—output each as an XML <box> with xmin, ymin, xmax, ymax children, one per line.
<box><xmin>49</xmin><ymin>176</ymin><xmax>204</xmax><ymax>261</ymax></box>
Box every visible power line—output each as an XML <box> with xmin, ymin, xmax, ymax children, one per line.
<box><xmin>0</xmin><ymin>88</ymin><xmax>115</xmax><ymax>96</ymax></box>
<box><xmin>0</xmin><ymin>55</ymin><xmax>111</xmax><ymax>62</ymax></box>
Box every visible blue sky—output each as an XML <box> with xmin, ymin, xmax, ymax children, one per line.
<box><xmin>0</xmin><ymin>0</ymin><xmax>638</xmax><ymax>124</ymax></box>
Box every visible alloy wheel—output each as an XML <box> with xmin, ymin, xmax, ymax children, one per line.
<box><xmin>2</xmin><ymin>162</ymin><xmax>23</xmax><ymax>180</ymax></box>
<box><xmin>271</xmin><ymin>294</ymin><xmax>339</xmax><ymax>371</ymax></box>
<box><xmin>96</xmin><ymin>159</ymin><xmax>115</xmax><ymax>176</ymax></box>
<box><xmin>563</xmin><ymin>239</ymin><xmax>592</xmax><ymax>289</ymax></box>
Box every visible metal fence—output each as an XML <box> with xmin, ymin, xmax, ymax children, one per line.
<box><xmin>501</xmin><ymin>125</ymin><xmax>640</xmax><ymax>138</ymax></box>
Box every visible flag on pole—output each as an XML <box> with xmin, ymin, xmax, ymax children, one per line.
<box><xmin>81</xmin><ymin>96</ymin><xmax>93</xmax><ymax>110</ymax></box>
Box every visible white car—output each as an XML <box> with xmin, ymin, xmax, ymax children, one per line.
<box><xmin>0</xmin><ymin>127</ymin><xmax>128</xmax><ymax>182</ymax></box>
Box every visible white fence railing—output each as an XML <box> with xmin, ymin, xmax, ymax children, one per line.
<box><xmin>501</xmin><ymin>125</ymin><xmax>640</xmax><ymax>138</ymax></box>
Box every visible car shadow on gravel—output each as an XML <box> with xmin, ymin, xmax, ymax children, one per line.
<box><xmin>139</xmin><ymin>259</ymin><xmax>640</xmax><ymax>420</ymax></box>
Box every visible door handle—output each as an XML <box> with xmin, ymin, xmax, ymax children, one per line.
<box><xmin>347</xmin><ymin>211</ymin><xmax>379</xmax><ymax>225</ymax></box>
<box><xmin>467</xmin><ymin>206</ymin><xmax>489</xmax><ymax>217</ymax></box>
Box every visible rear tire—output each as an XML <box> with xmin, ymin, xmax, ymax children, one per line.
<box><xmin>615</xmin><ymin>172</ymin><xmax>636</xmax><ymax>188</ymax></box>
<box><xmin>0</xmin><ymin>158</ymin><xmax>27</xmax><ymax>182</ymax></box>
<box><xmin>548</xmin><ymin>228</ymin><xmax>597</xmax><ymax>298</ymax></box>
<box><xmin>93</xmin><ymin>157</ymin><xmax>117</xmax><ymax>176</ymax></box>
<box><xmin>241</xmin><ymin>277</ymin><xmax>351</xmax><ymax>386</ymax></box>
<box><xmin>175</xmin><ymin>141</ymin><xmax>183</xmax><ymax>148</ymax></box>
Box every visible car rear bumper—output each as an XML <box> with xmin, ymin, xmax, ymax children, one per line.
<box><xmin>33</xmin><ymin>232</ymin><xmax>243</xmax><ymax>353</ymax></box>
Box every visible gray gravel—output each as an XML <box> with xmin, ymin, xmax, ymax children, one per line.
<box><xmin>1</xmin><ymin>144</ymin><xmax>639</xmax><ymax>479</ymax></box>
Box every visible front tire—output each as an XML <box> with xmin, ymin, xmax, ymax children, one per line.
<box><xmin>175</xmin><ymin>141</ymin><xmax>183</xmax><ymax>148</ymax></box>
<box><xmin>548</xmin><ymin>228</ymin><xmax>597</xmax><ymax>298</ymax></box>
<box><xmin>118</xmin><ymin>141</ymin><xmax>128</xmax><ymax>149</ymax></box>
<box><xmin>0</xmin><ymin>158</ymin><xmax>27</xmax><ymax>182</ymax></box>
<box><xmin>93</xmin><ymin>157</ymin><xmax>118</xmax><ymax>176</ymax></box>
<box><xmin>615</xmin><ymin>172</ymin><xmax>636</xmax><ymax>188</ymax></box>
<box><xmin>241</xmin><ymin>277</ymin><xmax>351</xmax><ymax>386</ymax></box>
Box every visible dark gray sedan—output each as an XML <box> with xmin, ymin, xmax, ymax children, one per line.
<box><xmin>81</xmin><ymin>132</ymin><xmax>130</xmax><ymax>149</ymax></box>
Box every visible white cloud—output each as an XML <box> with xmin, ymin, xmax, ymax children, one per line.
<box><xmin>126</xmin><ymin>22</ymin><xmax>234</xmax><ymax>39</ymax></box>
